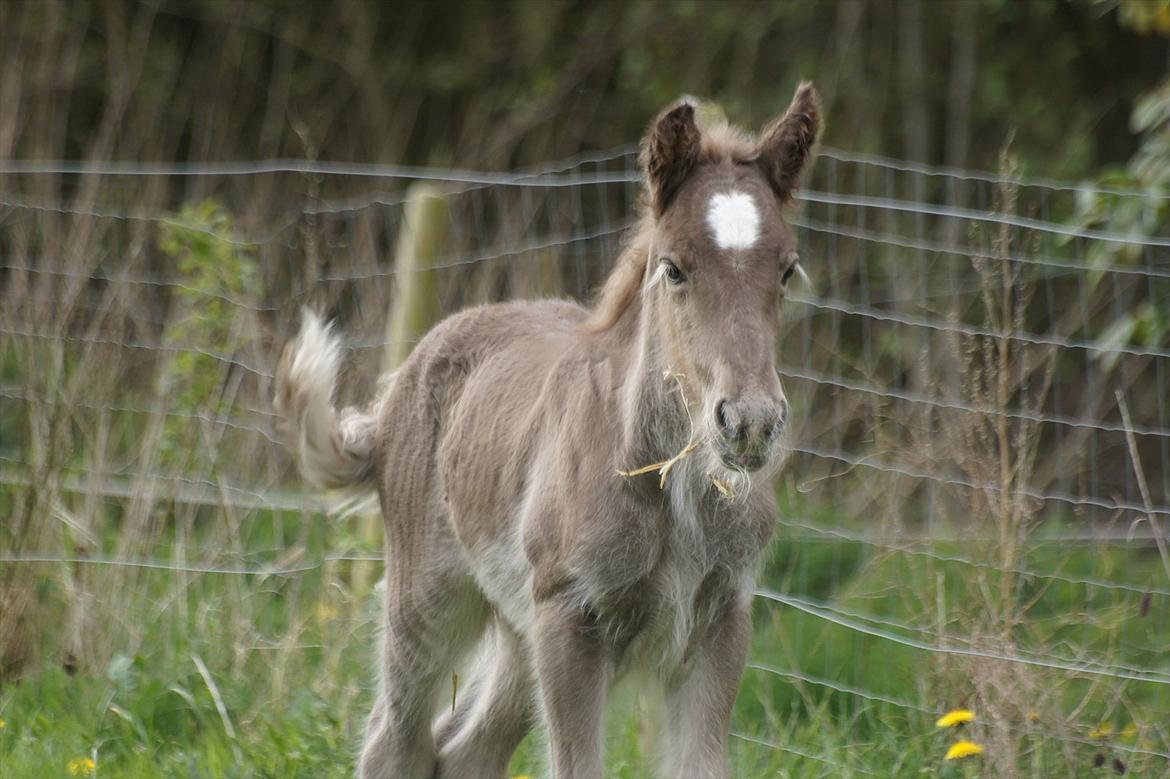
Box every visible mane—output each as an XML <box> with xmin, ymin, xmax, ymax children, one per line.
<box><xmin>583</xmin><ymin>113</ymin><xmax>760</xmax><ymax>334</ymax></box>
<box><xmin>583</xmin><ymin>217</ymin><xmax>652</xmax><ymax>333</ymax></box>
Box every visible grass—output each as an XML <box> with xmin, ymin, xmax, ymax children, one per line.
<box><xmin>1</xmin><ymin>487</ymin><xmax>1167</xmax><ymax>779</ymax></box>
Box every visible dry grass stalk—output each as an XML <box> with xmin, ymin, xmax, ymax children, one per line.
<box><xmin>615</xmin><ymin>369</ymin><xmax>737</xmax><ymax>497</ymax></box>
<box><xmin>615</xmin><ymin>370</ymin><xmax>701</xmax><ymax>489</ymax></box>
<box><xmin>615</xmin><ymin>438</ymin><xmax>700</xmax><ymax>489</ymax></box>
<box><xmin>896</xmin><ymin>149</ymin><xmax>1088</xmax><ymax>775</ymax></box>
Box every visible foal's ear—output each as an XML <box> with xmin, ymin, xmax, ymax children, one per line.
<box><xmin>644</xmin><ymin>99</ymin><xmax>702</xmax><ymax>216</ymax></box>
<box><xmin>756</xmin><ymin>82</ymin><xmax>821</xmax><ymax>202</ymax></box>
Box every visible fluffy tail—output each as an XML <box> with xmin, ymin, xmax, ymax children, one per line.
<box><xmin>275</xmin><ymin>310</ymin><xmax>378</xmax><ymax>490</ymax></box>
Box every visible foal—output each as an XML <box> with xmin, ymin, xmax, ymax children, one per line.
<box><xmin>277</xmin><ymin>83</ymin><xmax>820</xmax><ymax>779</ymax></box>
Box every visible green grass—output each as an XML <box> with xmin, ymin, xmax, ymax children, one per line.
<box><xmin>1</xmin><ymin>494</ymin><xmax>1168</xmax><ymax>778</ymax></box>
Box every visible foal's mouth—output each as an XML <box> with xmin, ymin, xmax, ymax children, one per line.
<box><xmin>718</xmin><ymin>448</ymin><xmax>769</xmax><ymax>473</ymax></box>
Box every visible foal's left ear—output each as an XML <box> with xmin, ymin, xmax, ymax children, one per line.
<box><xmin>756</xmin><ymin>82</ymin><xmax>821</xmax><ymax>202</ymax></box>
<box><xmin>644</xmin><ymin>99</ymin><xmax>702</xmax><ymax>216</ymax></box>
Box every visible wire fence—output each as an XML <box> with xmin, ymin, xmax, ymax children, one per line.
<box><xmin>2</xmin><ymin>143</ymin><xmax>1168</xmax><ymax>770</ymax></box>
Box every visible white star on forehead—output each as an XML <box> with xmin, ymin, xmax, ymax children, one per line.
<box><xmin>706</xmin><ymin>191</ymin><xmax>759</xmax><ymax>250</ymax></box>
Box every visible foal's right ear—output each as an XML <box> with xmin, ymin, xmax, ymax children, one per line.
<box><xmin>643</xmin><ymin>99</ymin><xmax>702</xmax><ymax>216</ymax></box>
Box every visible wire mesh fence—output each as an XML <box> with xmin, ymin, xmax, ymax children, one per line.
<box><xmin>1</xmin><ymin>143</ymin><xmax>1167</xmax><ymax>771</ymax></box>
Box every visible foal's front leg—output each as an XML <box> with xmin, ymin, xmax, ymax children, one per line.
<box><xmin>658</xmin><ymin>594</ymin><xmax>751</xmax><ymax>779</ymax></box>
<box><xmin>533</xmin><ymin>597</ymin><xmax>611</xmax><ymax>778</ymax></box>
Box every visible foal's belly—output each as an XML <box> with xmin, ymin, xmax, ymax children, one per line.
<box><xmin>467</xmin><ymin>529</ymin><xmax>537</xmax><ymax>635</ymax></box>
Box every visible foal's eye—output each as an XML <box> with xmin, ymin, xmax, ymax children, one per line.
<box><xmin>781</xmin><ymin>252</ymin><xmax>800</xmax><ymax>286</ymax></box>
<box><xmin>662</xmin><ymin>260</ymin><xmax>685</xmax><ymax>285</ymax></box>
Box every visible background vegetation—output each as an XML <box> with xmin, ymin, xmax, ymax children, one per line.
<box><xmin>1</xmin><ymin>1</ymin><xmax>1168</xmax><ymax>777</ymax></box>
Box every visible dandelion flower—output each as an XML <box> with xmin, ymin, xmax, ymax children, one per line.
<box><xmin>1120</xmin><ymin>723</ymin><xmax>1139</xmax><ymax>739</ymax></box>
<box><xmin>67</xmin><ymin>757</ymin><xmax>96</xmax><ymax>776</ymax></box>
<box><xmin>1089</xmin><ymin>723</ymin><xmax>1114</xmax><ymax>739</ymax></box>
<box><xmin>936</xmin><ymin>709</ymin><xmax>975</xmax><ymax>728</ymax></box>
<box><xmin>0</xmin><ymin>718</ymin><xmax>6</xmax><ymax>729</ymax></box>
<box><xmin>944</xmin><ymin>740</ymin><xmax>984</xmax><ymax>760</ymax></box>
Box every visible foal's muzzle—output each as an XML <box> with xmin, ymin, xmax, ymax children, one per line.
<box><xmin>713</xmin><ymin>397</ymin><xmax>788</xmax><ymax>471</ymax></box>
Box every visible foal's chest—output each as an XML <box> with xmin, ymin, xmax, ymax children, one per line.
<box><xmin>610</xmin><ymin>486</ymin><xmax>765</xmax><ymax>674</ymax></box>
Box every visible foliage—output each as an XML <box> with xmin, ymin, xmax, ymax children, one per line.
<box><xmin>1</xmin><ymin>1</ymin><xmax>1164</xmax><ymax>173</ymax></box>
<box><xmin>1072</xmin><ymin>2</ymin><xmax>1170</xmax><ymax>365</ymax></box>
<box><xmin>1114</xmin><ymin>0</ymin><xmax>1170</xmax><ymax>36</ymax></box>
<box><xmin>156</xmin><ymin>200</ymin><xmax>258</xmax><ymax>462</ymax></box>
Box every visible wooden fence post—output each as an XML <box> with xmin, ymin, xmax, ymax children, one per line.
<box><xmin>351</xmin><ymin>182</ymin><xmax>448</xmax><ymax>597</ymax></box>
<box><xmin>384</xmin><ymin>184</ymin><xmax>449</xmax><ymax>370</ymax></box>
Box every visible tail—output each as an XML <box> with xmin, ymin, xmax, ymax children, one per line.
<box><xmin>275</xmin><ymin>310</ymin><xmax>378</xmax><ymax>490</ymax></box>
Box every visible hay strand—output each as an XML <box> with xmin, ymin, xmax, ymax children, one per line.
<box><xmin>616</xmin><ymin>369</ymin><xmax>736</xmax><ymax>496</ymax></box>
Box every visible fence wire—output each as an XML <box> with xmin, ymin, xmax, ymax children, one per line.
<box><xmin>2</xmin><ymin>143</ymin><xmax>1168</xmax><ymax>766</ymax></box>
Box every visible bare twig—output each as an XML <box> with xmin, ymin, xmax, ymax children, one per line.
<box><xmin>1116</xmin><ymin>390</ymin><xmax>1170</xmax><ymax>582</ymax></box>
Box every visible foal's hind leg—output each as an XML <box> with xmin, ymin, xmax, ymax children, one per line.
<box><xmin>358</xmin><ymin>552</ymin><xmax>489</xmax><ymax>779</ymax></box>
<box><xmin>433</xmin><ymin>620</ymin><xmax>536</xmax><ymax>779</ymax></box>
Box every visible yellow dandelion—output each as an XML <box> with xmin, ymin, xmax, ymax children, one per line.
<box><xmin>0</xmin><ymin>718</ymin><xmax>6</xmax><ymax>729</ymax></box>
<box><xmin>512</xmin><ymin>775</ymin><xmax>533</xmax><ymax>779</ymax></box>
<box><xmin>1089</xmin><ymin>723</ymin><xmax>1114</xmax><ymax>739</ymax></box>
<box><xmin>944</xmin><ymin>740</ymin><xmax>984</xmax><ymax>760</ymax></box>
<box><xmin>1120</xmin><ymin>723</ymin><xmax>1139</xmax><ymax>739</ymax></box>
<box><xmin>67</xmin><ymin>757</ymin><xmax>96</xmax><ymax>776</ymax></box>
<box><xmin>936</xmin><ymin>709</ymin><xmax>975</xmax><ymax>728</ymax></box>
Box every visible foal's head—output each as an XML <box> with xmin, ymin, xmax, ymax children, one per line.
<box><xmin>640</xmin><ymin>84</ymin><xmax>820</xmax><ymax>479</ymax></box>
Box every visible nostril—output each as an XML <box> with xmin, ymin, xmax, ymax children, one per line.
<box><xmin>715</xmin><ymin>400</ymin><xmax>732</xmax><ymax>435</ymax></box>
<box><xmin>768</xmin><ymin>400</ymin><xmax>789</xmax><ymax>441</ymax></box>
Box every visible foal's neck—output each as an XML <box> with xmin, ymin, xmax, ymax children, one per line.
<box><xmin>583</xmin><ymin>218</ymin><xmax>697</xmax><ymax>477</ymax></box>
<box><xmin>609</xmin><ymin>291</ymin><xmax>696</xmax><ymax>475</ymax></box>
